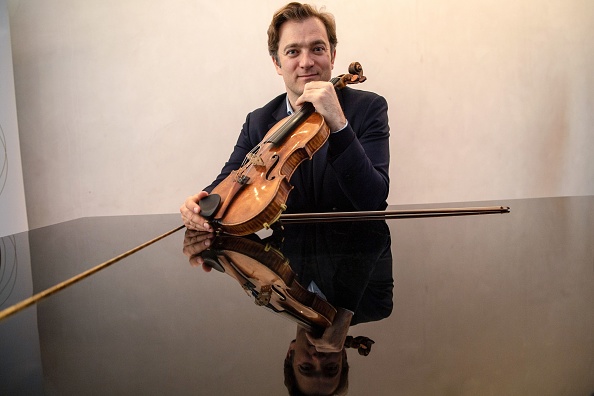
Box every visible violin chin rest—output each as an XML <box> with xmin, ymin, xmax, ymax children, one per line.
<box><xmin>199</xmin><ymin>194</ymin><xmax>221</xmax><ymax>219</ymax></box>
<box><xmin>200</xmin><ymin>250</ymin><xmax>225</xmax><ymax>273</ymax></box>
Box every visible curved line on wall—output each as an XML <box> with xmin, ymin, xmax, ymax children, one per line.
<box><xmin>0</xmin><ymin>235</ymin><xmax>18</xmax><ymax>308</ymax></box>
<box><xmin>0</xmin><ymin>122</ymin><xmax>8</xmax><ymax>197</ymax></box>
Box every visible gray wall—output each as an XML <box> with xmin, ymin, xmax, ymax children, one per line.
<box><xmin>1</xmin><ymin>0</ymin><xmax>27</xmax><ymax>236</ymax></box>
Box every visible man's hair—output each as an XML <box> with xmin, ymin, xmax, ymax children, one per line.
<box><xmin>267</xmin><ymin>2</ymin><xmax>338</xmax><ymax>64</ymax></box>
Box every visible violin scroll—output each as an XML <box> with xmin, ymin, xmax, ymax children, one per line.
<box><xmin>345</xmin><ymin>335</ymin><xmax>375</xmax><ymax>356</ymax></box>
<box><xmin>333</xmin><ymin>62</ymin><xmax>367</xmax><ymax>89</ymax></box>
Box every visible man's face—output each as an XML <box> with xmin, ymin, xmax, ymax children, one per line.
<box><xmin>288</xmin><ymin>327</ymin><xmax>344</xmax><ymax>395</ymax></box>
<box><xmin>273</xmin><ymin>17</ymin><xmax>336</xmax><ymax>106</ymax></box>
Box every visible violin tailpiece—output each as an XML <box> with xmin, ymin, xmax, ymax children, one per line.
<box><xmin>214</xmin><ymin>176</ymin><xmax>250</xmax><ymax>220</ymax></box>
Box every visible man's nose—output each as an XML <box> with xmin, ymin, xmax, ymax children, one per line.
<box><xmin>299</xmin><ymin>51</ymin><xmax>315</xmax><ymax>68</ymax></box>
<box><xmin>311</xmin><ymin>350</ymin><xmax>329</xmax><ymax>361</ymax></box>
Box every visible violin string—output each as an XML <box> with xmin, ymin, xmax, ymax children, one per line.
<box><xmin>268</xmin><ymin>104</ymin><xmax>310</xmax><ymax>145</ymax></box>
<box><xmin>241</xmin><ymin>145</ymin><xmax>260</xmax><ymax>168</ymax></box>
<box><xmin>261</xmin><ymin>75</ymin><xmax>344</xmax><ymax>149</ymax></box>
<box><xmin>238</xmin><ymin>75</ymin><xmax>344</xmax><ymax>176</ymax></box>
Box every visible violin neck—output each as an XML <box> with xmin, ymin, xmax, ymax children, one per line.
<box><xmin>267</xmin><ymin>76</ymin><xmax>341</xmax><ymax>146</ymax></box>
<box><xmin>266</xmin><ymin>102</ymin><xmax>316</xmax><ymax>146</ymax></box>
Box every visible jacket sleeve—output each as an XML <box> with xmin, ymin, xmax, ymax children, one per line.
<box><xmin>203</xmin><ymin>95</ymin><xmax>285</xmax><ymax>194</ymax></box>
<box><xmin>203</xmin><ymin>113</ymin><xmax>258</xmax><ymax>193</ymax></box>
<box><xmin>327</xmin><ymin>93</ymin><xmax>390</xmax><ymax>211</ymax></box>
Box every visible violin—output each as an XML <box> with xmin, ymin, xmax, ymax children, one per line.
<box><xmin>199</xmin><ymin>62</ymin><xmax>367</xmax><ymax>236</ymax></box>
<box><xmin>199</xmin><ymin>233</ymin><xmax>337</xmax><ymax>331</ymax></box>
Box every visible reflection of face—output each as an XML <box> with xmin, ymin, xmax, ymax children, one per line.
<box><xmin>273</xmin><ymin>17</ymin><xmax>336</xmax><ymax>107</ymax></box>
<box><xmin>289</xmin><ymin>326</ymin><xmax>344</xmax><ymax>395</ymax></box>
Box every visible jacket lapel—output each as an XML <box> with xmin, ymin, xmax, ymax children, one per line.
<box><xmin>268</xmin><ymin>94</ymin><xmax>290</xmax><ymax>130</ymax></box>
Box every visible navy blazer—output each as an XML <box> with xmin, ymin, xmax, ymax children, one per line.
<box><xmin>273</xmin><ymin>220</ymin><xmax>394</xmax><ymax>326</ymax></box>
<box><xmin>205</xmin><ymin>87</ymin><xmax>390</xmax><ymax>213</ymax></box>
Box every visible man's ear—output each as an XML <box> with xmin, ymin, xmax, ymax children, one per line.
<box><xmin>272</xmin><ymin>56</ymin><xmax>282</xmax><ymax>75</ymax></box>
<box><xmin>330</xmin><ymin>49</ymin><xmax>336</xmax><ymax>69</ymax></box>
<box><xmin>286</xmin><ymin>339</ymin><xmax>296</xmax><ymax>359</ymax></box>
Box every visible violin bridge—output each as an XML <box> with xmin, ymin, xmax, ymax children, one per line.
<box><xmin>255</xmin><ymin>285</ymin><xmax>272</xmax><ymax>306</ymax></box>
<box><xmin>246</xmin><ymin>152</ymin><xmax>265</xmax><ymax>167</ymax></box>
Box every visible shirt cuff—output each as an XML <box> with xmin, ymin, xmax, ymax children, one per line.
<box><xmin>331</xmin><ymin>120</ymin><xmax>349</xmax><ymax>133</ymax></box>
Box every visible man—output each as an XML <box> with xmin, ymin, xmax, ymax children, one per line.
<box><xmin>180</xmin><ymin>2</ymin><xmax>390</xmax><ymax>233</ymax></box>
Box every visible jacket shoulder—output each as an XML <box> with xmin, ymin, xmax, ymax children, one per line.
<box><xmin>339</xmin><ymin>86</ymin><xmax>386</xmax><ymax>106</ymax></box>
<box><xmin>248</xmin><ymin>93</ymin><xmax>286</xmax><ymax>123</ymax></box>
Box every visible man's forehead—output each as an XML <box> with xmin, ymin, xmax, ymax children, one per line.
<box><xmin>278</xmin><ymin>17</ymin><xmax>329</xmax><ymax>47</ymax></box>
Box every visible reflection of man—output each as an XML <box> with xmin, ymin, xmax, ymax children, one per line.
<box><xmin>277</xmin><ymin>220</ymin><xmax>392</xmax><ymax>395</ymax></box>
<box><xmin>285</xmin><ymin>326</ymin><xmax>349</xmax><ymax>395</ymax></box>
<box><xmin>180</xmin><ymin>1</ymin><xmax>390</xmax><ymax>232</ymax></box>
<box><xmin>182</xmin><ymin>219</ymin><xmax>393</xmax><ymax>396</ymax></box>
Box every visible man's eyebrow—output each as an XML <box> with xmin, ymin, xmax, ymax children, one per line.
<box><xmin>282</xmin><ymin>43</ymin><xmax>299</xmax><ymax>52</ymax></box>
<box><xmin>282</xmin><ymin>39</ymin><xmax>328</xmax><ymax>52</ymax></box>
<box><xmin>309</xmin><ymin>39</ymin><xmax>329</xmax><ymax>49</ymax></box>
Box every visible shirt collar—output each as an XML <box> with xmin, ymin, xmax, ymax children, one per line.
<box><xmin>285</xmin><ymin>95</ymin><xmax>294</xmax><ymax>116</ymax></box>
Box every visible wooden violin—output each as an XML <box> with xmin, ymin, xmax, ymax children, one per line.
<box><xmin>200</xmin><ymin>234</ymin><xmax>337</xmax><ymax>331</ymax></box>
<box><xmin>199</xmin><ymin>62</ymin><xmax>367</xmax><ymax>236</ymax></box>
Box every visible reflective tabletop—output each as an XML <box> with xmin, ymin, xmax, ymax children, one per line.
<box><xmin>1</xmin><ymin>196</ymin><xmax>593</xmax><ymax>395</ymax></box>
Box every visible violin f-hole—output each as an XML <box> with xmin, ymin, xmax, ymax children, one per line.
<box><xmin>265</xmin><ymin>154</ymin><xmax>279</xmax><ymax>181</ymax></box>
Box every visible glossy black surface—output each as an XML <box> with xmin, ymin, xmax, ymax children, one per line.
<box><xmin>1</xmin><ymin>197</ymin><xmax>593</xmax><ymax>395</ymax></box>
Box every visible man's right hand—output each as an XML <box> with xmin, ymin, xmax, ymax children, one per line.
<box><xmin>182</xmin><ymin>228</ymin><xmax>215</xmax><ymax>270</ymax></box>
<box><xmin>180</xmin><ymin>191</ymin><xmax>214</xmax><ymax>232</ymax></box>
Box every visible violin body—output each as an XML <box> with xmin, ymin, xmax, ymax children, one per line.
<box><xmin>208</xmin><ymin>112</ymin><xmax>329</xmax><ymax>236</ymax></box>
<box><xmin>202</xmin><ymin>234</ymin><xmax>337</xmax><ymax>330</ymax></box>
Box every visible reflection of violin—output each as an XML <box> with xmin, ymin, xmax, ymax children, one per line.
<box><xmin>345</xmin><ymin>335</ymin><xmax>375</xmax><ymax>356</ymax></box>
<box><xmin>199</xmin><ymin>63</ymin><xmax>367</xmax><ymax>236</ymax></box>
<box><xmin>200</xmin><ymin>234</ymin><xmax>337</xmax><ymax>331</ymax></box>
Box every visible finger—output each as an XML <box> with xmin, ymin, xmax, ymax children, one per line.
<box><xmin>183</xmin><ymin>241</ymin><xmax>209</xmax><ymax>257</ymax></box>
<box><xmin>189</xmin><ymin>254</ymin><xmax>204</xmax><ymax>266</ymax></box>
<box><xmin>184</xmin><ymin>228</ymin><xmax>212</xmax><ymax>241</ymax></box>
<box><xmin>185</xmin><ymin>233</ymin><xmax>213</xmax><ymax>248</ymax></box>
<box><xmin>184</xmin><ymin>195</ymin><xmax>201</xmax><ymax>214</ymax></box>
<box><xmin>180</xmin><ymin>201</ymin><xmax>198</xmax><ymax>229</ymax></box>
<box><xmin>190</xmin><ymin>216</ymin><xmax>212</xmax><ymax>232</ymax></box>
<box><xmin>180</xmin><ymin>192</ymin><xmax>215</xmax><ymax>232</ymax></box>
<box><xmin>183</xmin><ymin>239</ymin><xmax>205</xmax><ymax>255</ymax></box>
<box><xmin>182</xmin><ymin>213</ymin><xmax>212</xmax><ymax>232</ymax></box>
<box><xmin>182</xmin><ymin>192</ymin><xmax>207</xmax><ymax>217</ymax></box>
<box><xmin>189</xmin><ymin>255</ymin><xmax>213</xmax><ymax>273</ymax></box>
<box><xmin>183</xmin><ymin>240</ymin><xmax>214</xmax><ymax>259</ymax></box>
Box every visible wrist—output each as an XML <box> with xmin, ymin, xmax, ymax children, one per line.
<box><xmin>331</xmin><ymin>119</ymin><xmax>349</xmax><ymax>134</ymax></box>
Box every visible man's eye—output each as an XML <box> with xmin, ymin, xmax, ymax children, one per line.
<box><xmin>298</xmin><ymin>364</ymin><xmax>313</xmax><ymax>374</ymax></box>
<box><xmin>313</xmin><ymin>46</ymin><xmax>326</xmax><ymax>53</ymax></box>
<box><xmin>286</xmin><ymin>49</ymin><xmax>298</xmax><ymax>56</ymax></box>
<box><xmin>324</xmin><ymin>363</ymin><xmax>340</xmax><ymax>377</ymax></box>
